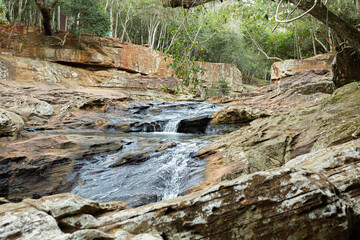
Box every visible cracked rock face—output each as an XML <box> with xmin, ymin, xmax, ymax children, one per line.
<box><xmin>0</xmin><ymin>168</ymin><xmax>356</xmax><ymax>240</ymax></box>
<box><xmin>286</xmin><ymin>139</ymin><xmax>360</xmax><ymax>204</ymax></box>
<box><xmin>198</xmin><ymin>82</ymin><xmax>360</xmax><ymax>187</ymax></box>
<box><xmin>98</xmin><ymin>168</ymin><xmax>355</xmax><ymax>240</ymax></box>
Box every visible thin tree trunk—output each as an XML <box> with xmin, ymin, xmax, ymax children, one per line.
<box><xmin>34</xmin><ymin>0</ymin><xmax>59</xmax><ymax>36</ymax></box>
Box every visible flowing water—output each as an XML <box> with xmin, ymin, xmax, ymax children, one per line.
<box><xmin>67</xmin><ymin>101</ymin><xmax>224</xmax><ymax>207</ymax></box>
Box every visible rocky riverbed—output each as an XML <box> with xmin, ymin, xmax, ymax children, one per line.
<box><xmin>1</xmin><ymin>27</ymin><xmax>360</xmax><ymax>239</ymax></box>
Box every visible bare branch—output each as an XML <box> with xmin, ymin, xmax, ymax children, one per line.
<box><xmin>245</xmin><ymin>29</ymin><xmax>283</xmax><ymax>61</ymax></box>
<box><xmin>275</xmin><ymin>0</ymin><xmax>318</xmax><ymax>23</ymax></box>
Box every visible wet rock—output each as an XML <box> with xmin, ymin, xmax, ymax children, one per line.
<box><xmin>0</xmin><ymin>135</ymin><xmax>123</xmax><ymax>200</ymax></box>
<box><xmin>155</xmin><ymin>141</ymin><xmax>176</xmax><ymax>152</ymax></box>
<box><xmin>110</xmin><ymin>150</ymin><xmax>153</xmax><ymax>167</ymax></box>
<box><xmin>210</xmin><ymin>106</ymin><xmax>270</xmax><ymax>124</ymax></box>
<box><xmin>0</xmin><ymin>109</ymin><xmax>24</xmax><ymax>139</ymax></box>
<box><xmin>177</xmin><ymin>116</ymin><xmax>211</xmax><ymax>134</ymax></box>
<box><xmin>98</xmin><ymin>168</ymin><xmax>355</xmax><ymax>240</ymax></box>
<box><xmin>107</xmin><ymin>122</ymin><xmax>131</xmax><ymax>132</ymax></box>
<box><xmin>110</xmin><ymin>141</ymin><xmax>176</xmax><ymax>167</ymax></box>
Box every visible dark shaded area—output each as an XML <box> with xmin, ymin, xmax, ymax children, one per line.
<box><xmin>178</xmin><ymin>116</ymin><xmax>212</xmax><ymax>134</ymax></box>
<box><xmin>333</xmin><ymin>47</ymin><xmax>360</xmax><ymax>88</ymax></box>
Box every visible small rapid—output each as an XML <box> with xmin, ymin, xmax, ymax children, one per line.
<box><xmin>67</xmin><ymin>101</ymin><xmax>225</xmax><ymax>207</ymax></box>
<box><xmin>163</xmin><ymin>119</ymin><xmax>181</xmax><ymax>133</ymax></box>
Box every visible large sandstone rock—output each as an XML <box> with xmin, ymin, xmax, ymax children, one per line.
<box><xmin>0</xmin><ymin>135</ymin><xmax>123</xmax><ymax>200</ymax></box>
<box><xmin>0</xmin><ymin>193</ymin><xmax>126</xmax><ymax>240</ymax></box>
<box><xmin>210</xmin><ymin>106</ymin><xmax>270</xmax><ymax>124</ymax></box>
<box><xmin>0</xmin><ymin>109</ymin><xmax>24</xmax><ymax>139</ymax></box>
<box><xmin>271</xmin><ymin>53</ymin><xmax>335</xmax><ymax>80</ymax></box>
<box><xmin>197</xmin><ymin>82</ymin><xmax>360</xmax><ymax>187</ymax></box>
<box><xmin>98</xmin><ymin>168</ymin><xmax>356</xmax><ymax>240</ymax></box>
<box><xmin>177</xmin><ymin>116</ymin><xmax>211</xmax><ymax>134</ymax></box>
<box><xmin>285</xmin><ymin>139</ymin><xmax>360</xmax><ymax>203</ymax></box>
<box><xmin>0</xmin><ymin>27</ymin><xmax>243</xmax><ymax>95</ymax></box>
<box><xmin>0</xmin><ymin>202</ymin><xmax>67</xmax><ymax>240</ymax></box>
<box><xmin>0</xmin><ymin>169</ymin><xmax>358</xmax><ymax>239</ymax></box>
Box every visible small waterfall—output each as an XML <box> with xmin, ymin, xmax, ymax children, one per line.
<box><xmin>163</xmin><ymin>119</ymin><xmax>181</xmax><ymax>133</ymax></box>
<box><xmin>70</xmin><ymin>137</ymin><xmax>207</xmax><ymax>207</ymax></box>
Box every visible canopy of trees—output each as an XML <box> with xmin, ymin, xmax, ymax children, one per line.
<box><xmin>1</xmin><ymin>0</ymin><xmax>360</xmax><ymax>81</ymax></box>
<box><xmin>0</xmin><ymin>0</ymin><xmax>8</xmax><ymax>24</ymax></box>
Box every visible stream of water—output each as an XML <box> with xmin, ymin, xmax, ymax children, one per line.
<box><xmin>67</xmin><ymin>101</ymin><xmax>224</xmax><ymax>207</ymax></box>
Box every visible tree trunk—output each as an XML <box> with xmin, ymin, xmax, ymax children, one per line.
<box><xmin>34</xmin><ymin>0</ymin><xmax>58</xmax><ymax>36</ymax></box>
<box><xmin>289</xmin><ymin>0</ymin><xmax>360</xmax><ymax>52</ymax></box>
<box><xmin>162</xmin><ymin>0</ymin><xmax>360</xmax><ymax>52</ymax></box>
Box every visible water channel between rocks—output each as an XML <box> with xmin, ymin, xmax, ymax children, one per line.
<box><xmin>58</xmin><ymin>101</ymin><xmax>226</xmax><ymax>207</ymax></box>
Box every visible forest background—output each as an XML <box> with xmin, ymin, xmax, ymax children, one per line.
<box><xmin>0</xmin><ymin>0</ymin><xmax>359</xmax><ymax>83</ymax></box>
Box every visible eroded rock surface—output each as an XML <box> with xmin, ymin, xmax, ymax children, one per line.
<box><xmin>98</xmin><ymin>168</ymin><xmax>355</xmax><ymax>240</ymax></box>
<box><xmin>0</xmin><ymin>135</ymin><xmax>124</xmax><ymax>200</ymax></box>
<box><xmin>0</xmin><ymin>108</ymin><xmax>24</xmax><ymax>140</ymax></box>
<box><xmin>285</xmin><ymin>139</ymin><xmax>360</xmax><ymax>204</ymax></box>
<box><xmin>1</xmin><ymin>168</ymin><xmax>356</xmax><ymax>240</ymax></box>
<box><xmin>198</xmin><ymin>82</ymin><xmax>360</xmax><ymax>188</ymax></box>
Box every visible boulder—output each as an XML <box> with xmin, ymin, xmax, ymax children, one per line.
<box><xmin>210</xmin><ymin>106</ymin><xmax>270</xmax><ymax>124</ymax></box>
<box><xmin>0</xmin><ymin>202</ymin><xmax>67</xmax><ymax>240</ymax></box>
<box><xmin>177</xmin><ymin>116</ymin><xmax>211</xmax><ymax>134</ymax></box>
<box><xmin>271</xmin><ymin>53</ymin><xmax>335</xmax><ymax>80</ymax></box>
<box><xmin>0</xmin><ymin>109</ymin><xmax>24</xmax><ymax>139</ymax></box>
<box><xmin>98</xmin><ymin>168</ymin><xmax>356</xmax><ymax>240</ymax></box>
<box><xmin>23</xmin><ymin>193</ymin><xmax>101</xmax><ymax>219</ymax></box>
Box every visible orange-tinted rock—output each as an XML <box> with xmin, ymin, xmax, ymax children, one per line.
<box><xmin>271</xmin><ymin>53</ymin><xmax>336</xmax><ymax>80</ymax></box>
<box><xmin>0</xmin><ymin>26</ymin><xmax>243</xmax><ymax>93</ymax></box>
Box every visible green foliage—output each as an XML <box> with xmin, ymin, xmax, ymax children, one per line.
<box><xmin>205</xmin><ymin>78</ymin><xmax>230</xmax><ymax>97</ymax></box>
<box><xmin>0</xmin><ymin>0</ymin><xmax>8</xmax><ymax>24</ymax></box>
<box><xmin>61</xmin><ymin>0</ymin><xmax>110</xmax><ymax>37</ymax></box>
